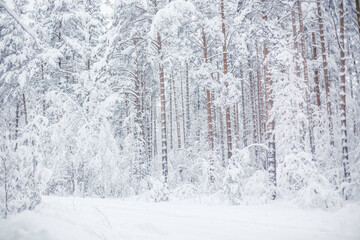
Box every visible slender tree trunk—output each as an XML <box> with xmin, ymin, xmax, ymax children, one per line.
<box><xmin>248</xmin><ymin>58</ymin><xmax>257</xmax><ymax>144</ymax></box>
<box><xmin>220</xmin><ymin>0</ymin><xmax>232</xmax><ymax>159</ymax></box>
<box><xmin>14</xmin><ymin>103</ymin><xmax>19</xmax><ymax>151</ymax></box>
<box><xmin>212</xmin><ymin>90</ymin><xmax>218</xmax><ymax>142</ymax></box>
<box><xmin>262</xmin><ymin>0</ymin><xmax>276</xmax><ymax>199</ymax></box>
<box><xmin>22</xmin><ymin>93</ymin><xmax>28</xmax><ymax>125</ymax></box>
<box><xmin>297</xmin><ymin>0</ymin><xmax>316</xmax><ymax>160</ymax></box>
<box><xmin>218</xmin><ymin>106</ymin><xmax>225</xmax><ymax>167</ymax></box>
<box><xmin>202</xmin><ymin>28</ymin><xmax>214</xmax><ymax>150</ymax></box>
<box><xmin>240</xmin><ymin>67</ymin><xmax>247</xmax><ymax>147</ymax></box>
<box><xmin>169</xmin><ymin>74</ymin><xmax>173</xmax><ymax>150</ymax></box>
<box><xmin>339</xmin><ymin>0</ymin><xmax>351</xmax><ymax>184</ymax></box>
<box><xmin>291</xmin><ymin>3</ymin><xmax>306</xmax><ymax>152</ymax></box>
<box><xmin>125</xmin><ymin>93</ymin><xmax>129</xmax><ymax>135</ymax></box>
<box><xmin>317</xmin><ymin>0</ymin><xmax>334</xmax><ymax>146</ymax></box>
<box><xmin>233</xmin><ymin>104</ymin><xmax>239</xmax><ymax>148</ymax></box>
<box><xmin>41</xmin><ymin>64</ymin><xmax>46</xmax><ymax>116</ymax></box>
<box><xmin>15</xmin><ymin>103</ymin><xmax>19</xmax><ymax>139</ymax></box>
<box><xmin>153</xmin><ymin>97</ymin><xmax>157</xmax><ymax>156</ymax></box>
<box><xmin>134</xmin><ymin>39</ymin><xmax>146</xmax><ymax>178</ymax></box>
<box><xmin>356</xmin><ymin>0</ymin><xmax>360</xmax><ymax>38</ymax></box>
<box><xmin>180</xmin><ymin>73</ymin><xmax>186</xmax><ymax>147</ymax></box>
<box><xmin>172</xmin><ymin>75</ymin><xmax>182</xmax><ymax>149</ymax></box>
<box><xmin>312</xmin><ymin>32</ymin><xmax>321</xmax><ymax>108</ymax></box>
<box><xmin>157</xmin><ymin>32</ymin><xmax>168</xmax><ymax>185</ymax></box>
<box><xmin>256</xmin><ymin>40</ymin><xmax>264</xmax><ymax>143</ymax></box>
<box><xmin>185</xmin><ymin>62</ymin><xmax>190</xmax><ymax>147</ymax></box>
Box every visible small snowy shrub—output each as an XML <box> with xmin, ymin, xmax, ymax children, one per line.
<box><xmin>278</xmin><ymin>152</ymin><xmax>342</xmax><ymax>208</ymax></box>
<box><xmin>172</xmin><ymin>184</ymin><xmax>198</xmax><ymax>200</ymax></box>
<box><xmin>0</xmin><ymin>133</ymin><xmax>41</xmax><ymax>218</ymax></box>
<box><xmin>140</xmin><ymin>176</ymin><xmax>169</xmax><ymax>202</ymax></box>
<box><xmin>242</xmin><ymin>170</ymin><xmax>270</xmax><ymax>205</ymax></box>
<box><xmin>224</xmin><ymin>149</ymin><xmax>248</xmax><ymax>205</ymax></box>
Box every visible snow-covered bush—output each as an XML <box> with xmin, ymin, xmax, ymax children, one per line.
<box><xmin>172</xmin><ymin>184</ymin><xmax>199</xmax><ymax>200</ymax></box>
<box><xmin>242</xmin><ymin>170</ymin><xmax>271</xmax><ymax>205</ymax></box>
<box><xmin>224</xmin><ymin>149</ymin><xmax>248</xmax><ymax>205</ymax></box>
<box><xmin>139</xmin><ymin>176</ymin><xmax>169</xmax><ymax>202</ymax></box>
<box><xmin>0</xmin><ymin>131</ymin><xmax>41</xmax><ymax>218</ymax></box>
<box><xmin>278</xmin><ymin>152</ymin><xmax>342</xmax><ymax>208</ymax></box>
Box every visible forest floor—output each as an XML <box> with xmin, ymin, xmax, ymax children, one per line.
<box><xmin>0</xmin><ymin>196</ymin><xmax>359</xmax><ymax>240</ymax></box>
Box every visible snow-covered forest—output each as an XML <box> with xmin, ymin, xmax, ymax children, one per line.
<box><xmin>1</xmin><ymin>0</ymin><xmax>360</xmax><ymax>238</ymax></box>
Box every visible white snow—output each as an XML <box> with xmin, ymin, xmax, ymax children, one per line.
<box><xmin>0</xmin><ymin>196</ymin><xmax>359</xmax><ymax>240</ymax></box>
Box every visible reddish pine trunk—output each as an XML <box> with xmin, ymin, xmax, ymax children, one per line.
<box><xmin>312</xmin><ymin>32</ymin><xmax>321</xmax><ymax>108</ymax></box>
<box><xmin>339</xmin><ymin>0</ymin><xmax>351</xmax><ymax>184</ymax></box>
<box><xmin>202</xmin><ymin>28</ymin><xmax>214</xmax><ymax>150</ymax></box>
<box><xmin>220</xmin><ymin>0</ymin><xmax>232</xmax><ymax>159</ymax></box>
<box><xmin>317</xmin><ymin>0</ymin><xmax>334</xmax><ymax>146</ymax></box>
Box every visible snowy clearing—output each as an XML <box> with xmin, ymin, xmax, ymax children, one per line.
<box><xmin>1</xmin><ymin>196</ymin><xmax>359</xmax><ymax>240</ymax></box>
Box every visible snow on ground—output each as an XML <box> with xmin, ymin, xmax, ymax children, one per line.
<box><xmin>1</xmin><ymin>196</ymin><xmax>359</xmax><ymax>240</ymax></box>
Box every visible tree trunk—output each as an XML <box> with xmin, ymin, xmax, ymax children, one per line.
<box><xmin>256</xmin><ymin>40</ymin><xmax>264</xmax><ymax>143</ymax></box>
<box><xmin>22</xmin><ymin>93</ymin><xmax>28</xmax><ymax>125</ymax></box>
<box><xmin>220</xmin><ymin>0</ymin><xmax>232</xmax><ymax>160</ymax></box>
<box><xmin>202</xmin><ymin>28</ymin><xmax>214</xmax><ymax>150</ymax></box>
<box><xmin>339</xmin><ymin>0</ymin><xmax>351</xmax><ymax>184</ymax></box>
<box><xmin>317</xmin><ymin>0</ymin><xmax>334</xmax><ymax>146</ymax></box>
<box><xmin>15</xmin><ymin>103</ymin><xmax>19</xmax><ymax>139</ymax></box>
<box><xmin>356</xmin><ymin>0</ymin><xmax>360</xmax><ymax>39</ymax></box>
<box><xmin>180</xmin><ymin>72</ymin><xmax>186</xmax><ymax>147</ymax></box>
<box><xmin>240</xmin><ymin>67</ymin><xmax>247</xmax><ymax>147</ymax></box>
<box><xmin>312</xmin><ymin>32</ymin><xmax>321</xmax><ymax>108</ymax></box>
<box><xmin>172</xmin><ymin>75</ymin><xmax>182</xmax><ymax>149</ymax></box>
<box><xmin>41</xmin><ymin>64</ymin><xmax>46</xmax><ymax>116</ymax></box>
<box><xmin>291</xmin><ymin>3</ymin><xmax>306</xmax><ymax>152</ymax></box>
<box><xmin>248</xmin><ymin>58</ymin><xmax>257</xmax><ymax>144</ymax></box>
<box><xmin>125</xmin><ymin>93</ymin><xmax>129</xmax><ymax>135</ymax></box>
<box><xmin>297</xmin><ymin>0</ymin><xmax>316</xmax><ymax>160</ymax></box>
<box><xmin>157</xmin><ymin>32</ymin><xmax>168</xmax><ymax>185</ymax></box>
<box><xmin>262</xmin><ymin>0</ymin><xmax>276</xmax><ymax>199</ymax></box>
<box><xmin>169</xmin><ymin>73</ymin><xmax>173</xmax><ymax>150</ymax></box>
<box><xmin>185</xmin><ymin>62</ymin><xmax>190</xmax><ymax>147</ymax></box>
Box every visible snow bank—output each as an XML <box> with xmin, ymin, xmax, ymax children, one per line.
<box><xmin>0</xmin><ymin>196</ymin><xmax>359</xmax><ymax>240</ymax></box>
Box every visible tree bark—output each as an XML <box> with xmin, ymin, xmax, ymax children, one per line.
<box><xmin>317</xmin><ymin>0</ymin><xmax>334</xmax><ymax>146</ymax></box>
<box><xmin>356</xmin><ymin>0</ymin><xmax>360</xmax><ymax>39</ymax></box>
<box><xmin>256</xmin><ymin>40</ymin><xmax>264</xmax><ymax>143</ymax></box>
<box><xmin>339</xmin><ymin>0</ymin><xmax>351</xmax><ymax>184</ymax></box>
<box><xmin>185</xmin><ymin>62</ymin><xmax>190</xmax><ymax>147</ymax></box>
<box><xmin>22</xmin><ymin>93</ymin><xmax>28</xmax><ymax>125</ymax></box>
<box><xmin>220</xmin><ymin>0</ymin><xmax>232</xmax><ymax>160</ymax></box>
<box><xmin>248</xmin><ymin>58</ymin><xmax>258</xmax><ymax>144</ymax></box>
<box><xmin>297</xmin><ymin>0</ymin><xmax>316</xmax><ymax>159</ymax></box>
<box><xmin>262</xmin><ymin>0</ymin><xmax>276</xmax><ymax>199</ymax></box>
<box><xmin>169</xmin><ymin>73</ymin><xmax>174</xmax><ymax>150</ymax></box>
<box><xmin>157</xmin><ymin>32</ymin><xmax>168</xmax><ymax>185</ymax></box>
<box><xmin>202</xmin><ymin>28</ymin><xmax>214</xmax><ymax>150</ymax></box>
<box><xmin>172</xmin><ymin>75</ymin><xmax>182</xmax><ymax>149</ymax></box>
<box><xmin>312</xmin><ymin>32</ymin><xmax>321</xmax><ymax>108</ymax></box>
<box><xmin>41</xmin><ymin>64</ymin><xmax>46</xmax><ymax>116</ymax></box>
<box><xmin>240</xmin><ymin>67</ymin><xmax>247</xmax><ymax>147</ymax></box>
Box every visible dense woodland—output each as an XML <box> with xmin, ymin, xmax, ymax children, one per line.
<box><xmin>1</xmin><ymin>0</ymin><xmax>360</xmax><ymax>217</ymax></box>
